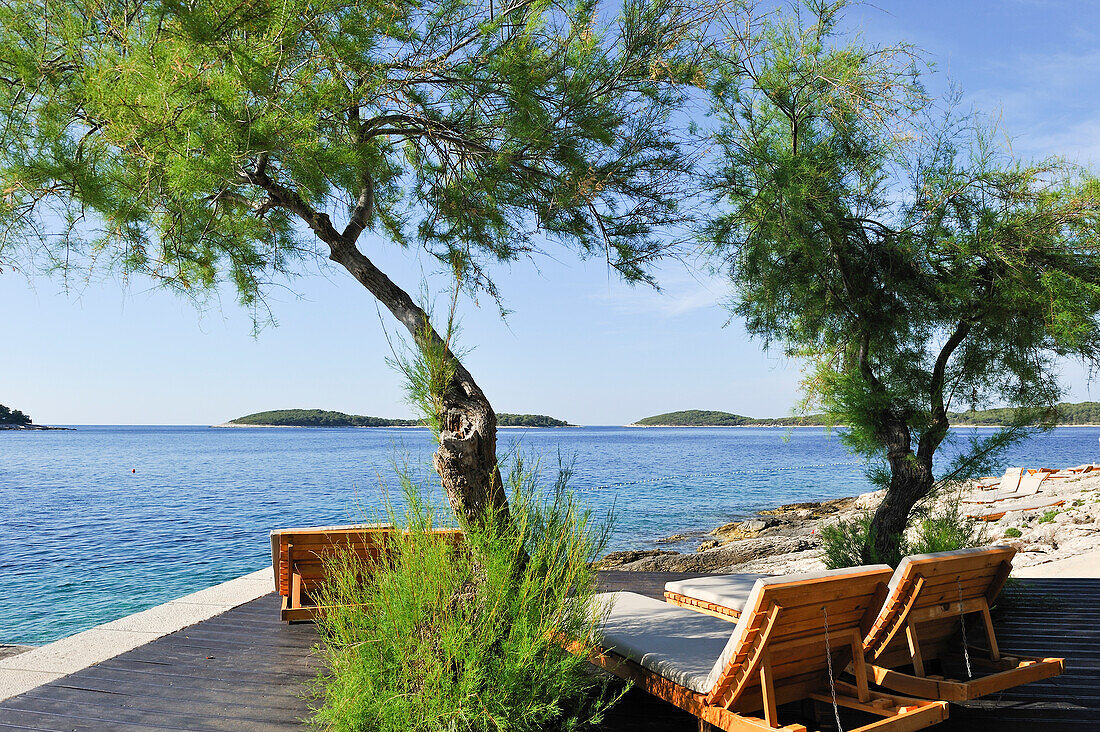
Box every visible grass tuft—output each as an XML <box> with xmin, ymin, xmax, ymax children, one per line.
<box><xmin>308</xmin><ymin>457</ymin><xmax>619</xmax><ymax>732</ymax></box>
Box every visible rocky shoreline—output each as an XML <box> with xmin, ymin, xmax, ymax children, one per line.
<box><xmin>597</xmin><ymin>464</ymin><xmax>1100</xmax><ymax>575</ymax></box>
<box><xmin>0</xmin><ymin>424</ymin><xmax>73</xmax><ymax>431</ymax></box>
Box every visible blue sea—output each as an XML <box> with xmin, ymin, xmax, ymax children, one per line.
<box><xmin>2</xmin><ymin>424</ymin><xmax>1098</xmax><ymax>645</ymax></box>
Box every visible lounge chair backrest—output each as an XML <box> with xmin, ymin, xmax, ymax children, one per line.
<box><xmin>269</xmin><ymin>524</ymin><xmax>463</xmax><ymax>598</ymax></box>
<box><xmin>998</xmin><ymin>467</ymin><xmax>1024</xmax><ymax>493</ymax></box>
<box><xmin>863</xmin><ymin>546</ymin><xmax>1015</xmax><ymax>668</ymax></box>
<box><xmin>1014</xmin><ymin>470</ymin><xmax>1048</xmax><ymax>497</ymax></box>
<box><xmin>703</xmin><ymin>565</ymin><xmax>893</xmax><ymax>712</ymax></box>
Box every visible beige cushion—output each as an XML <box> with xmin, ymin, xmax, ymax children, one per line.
<box><xmin>594</xmin><ymin>591</ymin><xmax>735</xmax><ymax>693</ymax></box>
<box><xmin>664</xmin><ymin>573</ymin><xmax>773</xmax><ymax>614</ymax></box>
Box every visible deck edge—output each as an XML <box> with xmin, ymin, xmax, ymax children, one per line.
<box><xmin>0</xmin><ymin>567</ymin><xmax>274</xmax><ymax>701</ymax></box>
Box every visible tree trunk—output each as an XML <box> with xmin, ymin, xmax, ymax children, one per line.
<box><xmin>432</xmin><ymin>361</ymin><xmax>510</xmax><ymax>528</ymax></box>
<box><xmin>241</xmin><ymin>168</ymin><xmax>512</xmax><ymax>529</ymax></box>
<box><xmin>867</xmin><ymin>446</ymin><xmax>935</xmax><ymax>564</ymax></box>
<box><xmin>327</xmin><ymin>241</ymin><xmax>510</xmax><ymax>529</ymax></box>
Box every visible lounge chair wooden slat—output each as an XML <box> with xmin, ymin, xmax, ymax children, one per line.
<box><xmin>582</xmin><ymin>568</ymin><xmax>947</xmax><ymax>731</ymax></box>
<box><xmin>270</xmin><ymin>524</ymin><xmax>463</xmax><ymax>621</ymax></box>
<box><xmin>863</xmin><ymin>547</ymin><xmax>1066</xmax><ymax>700</ymax></box>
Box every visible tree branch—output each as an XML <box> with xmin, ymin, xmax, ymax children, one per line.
<box><xmin>917</xmin><ymin>319</ymin><xmax>973</xmax><ymax>463</ymax></box>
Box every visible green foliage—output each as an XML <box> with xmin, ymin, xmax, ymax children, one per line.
<box><xmin>820</xmin><ymin>513</ymin><xmax>890</xmax><ymax>568</ymax></box>
<box><xmin>1038</xmin><ymin>510</ymin><xmax>1059</xmax><ymax>524</ymax></box>
<box><xmin>497</xmin><ymin>414</ymin><xmax>571</xmax><ymax>428</ymax></box>
<box><xmin>0</xmin><ymin>0</ymin><xmax>708</xmax><ymax>313</ymax></box>
<box><xmin>1003</xmin><ymin>527</ymin><xmax>1022</xmax><ymax>538</ymax></box>
<box><xmin>702</xmin><ymin>0</ymin><xmax>1100</xmax><ymax>556</ymax></box>
<box><xmin>822</xmin><ymin>496</ymin><xmax>984</xmax><ymax>569</ymax></box>
<box><xmin>905</xmin><ymin>496</ymin><xmax>985</xmax><ymax>556</ymax></box>
<box><xmin>633</xmin><ymin>409</ymin><xmax>825</xmax><ymax>426</ymax></box>
<box><xmin>0</xmin><ymin>404</ymin><xmax>31</xmax><ymax>425</ymax></box>
<box><xmin>386</xmin><ymin>291</ymin><xmax>468</xmax><ymax>440</ymax></box>
<box><xmin>229</xmin><ymin>409</ymin><xmax>419</xmax><ymax>427</ymax></box>
<box><xmin>309</xmin><ymin>458</ymin><xmax>616</xmax><ymax>732</ymax></box>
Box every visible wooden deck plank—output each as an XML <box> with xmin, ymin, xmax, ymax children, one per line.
<box><xmin>0</xmin><ymin>574</ymin><xmax>1094</xmax><ymax>730</ymax></box>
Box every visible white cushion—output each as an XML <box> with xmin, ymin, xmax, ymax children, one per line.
<box><xmin>664</xmin><ymin>573</ymin><xmax>774</xmax><ymax>614</ymax></box>
<box><xmin>594</xmin><ymin>591</ymin><xmax>736</xmax><ymax>693</ymax></box>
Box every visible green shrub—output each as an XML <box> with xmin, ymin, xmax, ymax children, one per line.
<box><xmin>1038</xmin><ymin>509</ymin><xmax>1059</xmax><ymax>524</ymax></box>
<box><xmin>1003</xmin><ymin>527</ymin><xmax>1022</xmax><ymax>538</ymax></box>
<box><xmin>820</xmin><ymin>512</ymin><xmax>891</xmax><ymax>568</ymax></box>
<box><xmin>905</xmin><ymin>498</ymin><xmax>985</xmax><ymax>557</ymax></box>
<box><xmin>309</xmin><ymin>459</ymin><xmax>618</xmax><ymax>732</ymax></box>
<box><xmin>822</xmin><ymin>496</ymin><xmax>985</xmax><ymax>569</ymax></box>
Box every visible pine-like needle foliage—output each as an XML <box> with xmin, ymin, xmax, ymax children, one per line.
<box><xmin>310</xmin><ymin>458</ymin><xmax>615</xmax><ymax>732</ymax></box>
<box><xmin>0</xmin><ymin>0</ymin><xmax>709</xmax><ymax>310</ymax></box>
<box><xmin>703</xmin><ymin>0</ymin><xmax>1100</xmax><ymax>561</ymax></box>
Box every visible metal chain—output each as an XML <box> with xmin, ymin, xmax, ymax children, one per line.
<box><xmin>822</xmin><ymin>607</ymin><xmax>845</xmax><ymax>732</ymax></box>
<box><xmin>957</xmin><ymin>576</ymin><xmax>973</xmax><ymax>679</ymax></box>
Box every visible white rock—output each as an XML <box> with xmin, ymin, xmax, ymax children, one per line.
<box><xmin>855</xmin><ymin>490</ymin><xmax>885</xmax><ymax>510</ymax></box>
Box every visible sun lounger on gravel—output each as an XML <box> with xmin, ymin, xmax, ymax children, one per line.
<box><xmin>578</xmin><ymin>567</ymin><xmax>948</xmax><ymax>731</ymax></box>
<box><xmin>962</xmin><ymin>468</ymin><xmax>1048</xmax><ymax>504</ymax></box>
<box><xmin>862</xmin><ymin>546</ymin><xmax>1065</xmax><ymax>701</ymax></box>
<box><xmin>965</xmin><ymin>497</ymin><xmax>1066</xmax><ymax>522</ymax></box>
<box><xmin>270</xmin><ymin>523</ymin><xmax>464</xmax><ymax>621</ymax></box>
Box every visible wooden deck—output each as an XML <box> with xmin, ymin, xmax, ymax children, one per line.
<box><xmin>0</xmin><ymin>573</ymin><xmax>1094</xmax><ymax>730</ymax></box>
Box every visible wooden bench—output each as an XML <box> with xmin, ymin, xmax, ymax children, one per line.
<box><xmin>270</xmin><ymin>523</ymin><xmax>464</xmax><ymax>621</ymax></box>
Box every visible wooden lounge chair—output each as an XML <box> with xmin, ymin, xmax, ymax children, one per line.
<box><xmin>580</xmin><ymin>567</ymin><xmax>948</xmax><ymax>731</ymax></box>
<box><xmin>270</xmin><ymin>523</ymin><xmax>464</xmax><ymax>621</ymax></box>
<box><xmin>862</xmin><ymin>546</ymin><xmax>1065</xmax><ymax>701</ymax></box>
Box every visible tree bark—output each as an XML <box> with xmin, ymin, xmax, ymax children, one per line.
<box><xmin>866</xmin><ymin>418</ymin><xmax>935</xmax><ymax>564</ymax></box>
<box><xmin>327</xmin><ymin>240</ymin><xmax>510</xmax><ymax>530</ymax></box>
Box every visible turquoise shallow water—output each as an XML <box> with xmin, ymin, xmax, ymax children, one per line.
<box><xmin>2</xmin><ymin>424</ymin><xmax>1098</xmax><ymax>645</ymax></box>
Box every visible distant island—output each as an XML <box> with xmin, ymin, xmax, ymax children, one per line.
<box><xmin>219</xmin><ymin>409</ymin><xmax>571</xmax><ymax>428</ymax></box>
<box><xmin>0</xmin><ymin>403</ymin><xmax>72</xmax><ymax>431</ymax></box>
<box><xmin>632</xmin><ymin>402</ymin><xmax>1100</xmax><ymax>428</ymax></box>
<box><xmin>631</xmin><ymin>410</ymin><xmax>827</xmax><ymax>427</ymax></box>
<box><xmin>947</xmin><ymin>400</ymin><xmax>1100</xmax><ymax>426</ymax></box>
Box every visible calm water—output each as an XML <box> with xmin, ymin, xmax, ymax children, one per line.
<box><xmin>2</xmin><ymin>424</ymin><xmax>1098</xmax><ymax>645</ymax></box>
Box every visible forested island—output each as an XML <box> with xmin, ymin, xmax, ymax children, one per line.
<box><xmin>947</xmin><ymin>401</ymin><xmax>1100</xmax><ymax>426</ymax></box>
<box><xmin>631</xmin><ymin>410</ymin><xmax>827</xmax><ymax>427</ymax></box>
<box><xmin>221</xmin><ymin>409</ymin><xmax>570</xmax><ymax>428</ymax></box>
<box><xmin>0</xmin><ymin>403</ymin><xmax>71</xmax><ymax>430</ymax></box>
<box><xmin>0</xmin><ymin>404</ymin><xmax>32</xmax><ymax>426</ymax></box>
<box><xmin>633</xmin><ymin>402</ymin><xmax>1100</xmax><ymax>428</ymax></box>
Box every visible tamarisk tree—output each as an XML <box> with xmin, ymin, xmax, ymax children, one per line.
<box><xmin>703</xmin><ymin>1</ymin><xmax>1100</xmax><ymax>562</ymax></box>
<box><xmin>0</xmin><ymin>0</ymin><xmax>706</xmax><ymax>526</ymax></box>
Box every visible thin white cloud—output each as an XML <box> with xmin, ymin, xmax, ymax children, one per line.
<box><xmin>596</xmin><ymin>267</ymin><xmax>731</xmax><ymax>317</ymax></box>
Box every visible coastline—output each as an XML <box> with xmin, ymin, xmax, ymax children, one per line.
<box><xmin>0</xmin><ymin>425</ymin><xmax>74</xmax><ymax>431</ymax></box>
<box><xmin>599</xmin><ymin>463</ymin><xmax>1100</xmax><ymax>577</ymax></box>
<box><xmin>626</xmin><ymin>422</ymin><xmax>1100</xmax><ymax>428</ymax></box>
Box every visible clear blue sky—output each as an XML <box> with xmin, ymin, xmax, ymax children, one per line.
<box><xmin>4</xmin><ymin>0</ymin><xmax>1100</xmax><ymax>425</ymax></box>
